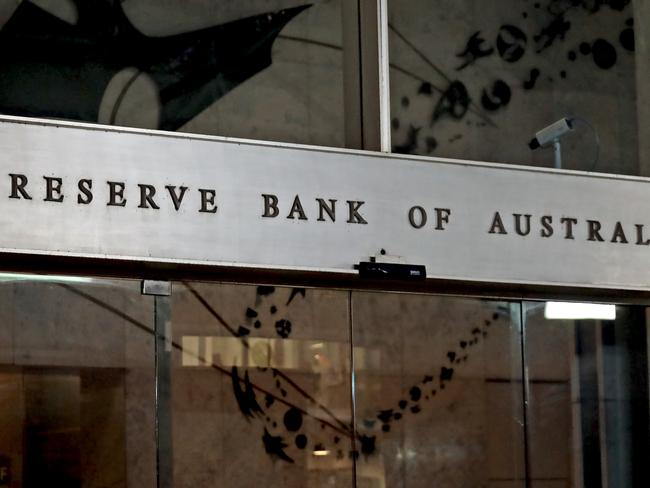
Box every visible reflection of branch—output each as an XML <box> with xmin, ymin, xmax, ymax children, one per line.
<box><xmin>388</xmin><ymin>23</ymin><xmax>497</xmax><ymax>128</ymax></box>
<box><xmin>387</xmin><ymin>23</ymin><xmax>452</xmax><ymax>84</ymax></box>
<box><xmin>389</xmin><ymin>64</ymin><xmax>446</xmax><ymax>94</ymax></box>
<box><xmin>278</xmin><ymin>34</ymin><xmax>341</xmax><ymax>52</ymax></box>
<box><xmin>57</xmin><ymin>283</ymin><xmax>353</xmax><ymax>438</ymax></box>
<box><xmin>183</xmin><ymin>282</ymin><xmax>354</xmax><ymax>436</ymax></box>
<box><xmin>279</xmin><ymin>31</ymin><xmax>497</xmax><ymax>128</ymax></box>
<box><xmin>279</xmin><ymin>33</ymin><xmax>444</xmax><ymax>89</ymax></box>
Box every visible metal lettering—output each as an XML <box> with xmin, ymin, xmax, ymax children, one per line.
<box><xmin>287</xmin><ymin>195</ymin><xmax>307</xmax><ymax>220</ymax></box>
<box><xmin>165</xmin><ymin>185</ymin><xmax>188</xmax><ymax>211</ymax></box>
<box><xmin>434</xmin><ymin>208</ymin><xmax>451</xmax><ymax>230</ymax></box>
<box><xmin>8</xmin><ymin>173</ymin><xmax>31</xmax><ymax>200</ymax></box>
<box><xmin>408</xmin><ymin>206</ymin><xmax>427</xmax><ymax>229</ymax></box>
<box><xmin>488</xmin><ymin>211</ymin><xmax>507</xmax><ymax>234</ymax></box>
<box><xmin>261</xmin><ymin>194</ymin><xmax>279</xmax><ymax>218</ymax></box>
<box><xmin>540</xmin><ymin>215</ymin><xmax>553</xmax><ymax>237</ymax></box>
<box><xmin>77</xmin><ymin>179</ymin><xmax>93</xmax><ymax>204</ymax></box>
<box><xmin>611</xmin><ymin>221</ymin><xmax>628</xmax><ymax>244</ymax></box>
<box><xmin>198</xmin><ymin>189</ymin><xmax>217</xmax><ymax>213</ymax></box>
<box><xmin>138</xmin><ymin>184</ymin><xmax>160</xmax><ymax>210</ymax></box>
<box><xmin>513</xmin><ymin>213</ymin><xmax>531</xmax><ymax>236</ymax></box>
<box><xmin>346</xmin><ymin>200</ymin><xmax>367</xmax><ymax>224</ymax></box>
<box><xmin>107</xmin><ymin>181</ymin><xmax>126</xmax><ymax>207</ymax></box>
<box><xmin>636</xmin><ymin>224</ymin><xmax>650</xmax><ymax>246</ymax></box>
<box><xmin>43</xmin><ymin>176</ymin><xmax>64</xmax><ymax>202</ymax></box>
<box><xmin>316</xmin><ymin>198</ymin><xmax>336</xmax><ymax>222</ymax></box>
<box><xmin>587</xmin><ymin>219</ymin><xmax>604</xmax><ymax>242</ymax></box>
<box><xmin>560</xmin><ymin>217</ymin><xmax>578</xmax><ymax>239</ymax></box>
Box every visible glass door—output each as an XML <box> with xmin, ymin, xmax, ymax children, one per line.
<box><xmin>522</xmin><ymin>302</ymin><xmax>650</xmax><ymax>488</ymax></box>
<box><xmin>0</xmin><ymin>274</ymin><xmax>156</xmax><ymax>488</ymax></box>
<box><xmin>168</xmin><ymin>282</ymin><xmax>354</xmax><ymax>487</ymax></box>
<box><xmin>351</xmin><ymin>292</ymin><xmax>525</xmax><ymax>487</ymax></box>
<box><xmin>1</xmin><ymin>274</ymin><xmax>648</xmax><ymax>487</ymax></box>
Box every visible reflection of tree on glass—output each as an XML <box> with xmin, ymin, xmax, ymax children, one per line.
<box><xmin>0</xmin><ymin>0</ymin><xmax>309</xmax><ymax>130</ymax></box>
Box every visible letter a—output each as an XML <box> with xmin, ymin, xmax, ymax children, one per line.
<box><xmin>488</xmin><ymin>212</ymin><xmax>507</xmax><ymax>234</ymax></box>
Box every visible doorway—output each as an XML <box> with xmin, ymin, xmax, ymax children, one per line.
<box><xmin>0</xmin><ymin>275</ymin><xmax>647</xmax><ymax>487</ymax></box>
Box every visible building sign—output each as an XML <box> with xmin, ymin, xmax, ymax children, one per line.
<box><xmin>1</xmin><ymin>116</ymin><xmax>649</xmax><ymax>290</ymax></box>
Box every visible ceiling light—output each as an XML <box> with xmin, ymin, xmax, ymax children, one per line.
<box><xmin>544</xmin><ymin>302</ymin><xmax>616</xmax><ymax>320</ymax></box>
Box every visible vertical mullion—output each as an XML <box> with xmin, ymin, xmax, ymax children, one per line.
<box><xmin>377</xmin><ymin>0</ymin><xmax>391</xmax><ymax>152</ymax></box>
<box><xmin>519</xmin><ymin>303</ymin><xmax>532</xmax><ymax>488</ymax></box>
<box><xmin>154</xmin><ymin>295</ymin><xmax>173</xmax><ymax>488</ymax></box>
<box><xmin>348</xmin><ymin>290</ymin><xmax>358</xmax><ymax>488</ymax></box>
<box><xmin>343</xmin><ymin>0</ymin><xmax>392</xmax><ymax>152</ymax></box>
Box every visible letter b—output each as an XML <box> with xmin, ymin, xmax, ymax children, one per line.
<box><xmin>262</xmin><ymin>194</ymin><xmax>279</xmax><ymax>218</ymax></box>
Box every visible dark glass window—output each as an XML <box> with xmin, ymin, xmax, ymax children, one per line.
<box><xmin>0</xmin><ymin>0</ymin><xmax>345</xmax><ymax>147</ymax></box>
<box><xmin>388</xmin><ymin>0</ymin><xmax>646</xmax><ymax>175</ymax></box>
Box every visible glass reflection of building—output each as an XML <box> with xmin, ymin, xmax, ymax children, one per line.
<box><xmin>0</xmin><ymin>1</ymin><xmax>648</xmax><ymax>487</ymax></box>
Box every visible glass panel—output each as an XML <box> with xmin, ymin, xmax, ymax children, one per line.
<box><xmin>523</xmin><ymin>301</ymin><xmax>650</xmax><ymax>487</ymax></box>
<box><xmin>388</xmin><ymin>0</ymin><xmax>644</xmax><ymax>175</ymax></box>
<box><xmin>0</xmin><ymin>274</ymin><xmax>156</xmax><ymax>488</ymax></box>
<box><xmin>170</xmin><ymin>282</ymin><xmax>353</xmax><ymax>487</ymax></box>
<box><xmin>352</xmin><ymin>292</ymin><xmax>524</xmax><ymax>487</ymax></box>
<box><xmin>0</xmin><ymin>0</ymin><xmax>345</xmax><ymax>147</ymax></box>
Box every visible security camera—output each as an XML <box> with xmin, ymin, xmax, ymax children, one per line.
<box><xmin>528</xmin><ymin>118</ymin><xmax>574</xmax><ymax>150</ymax></box>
